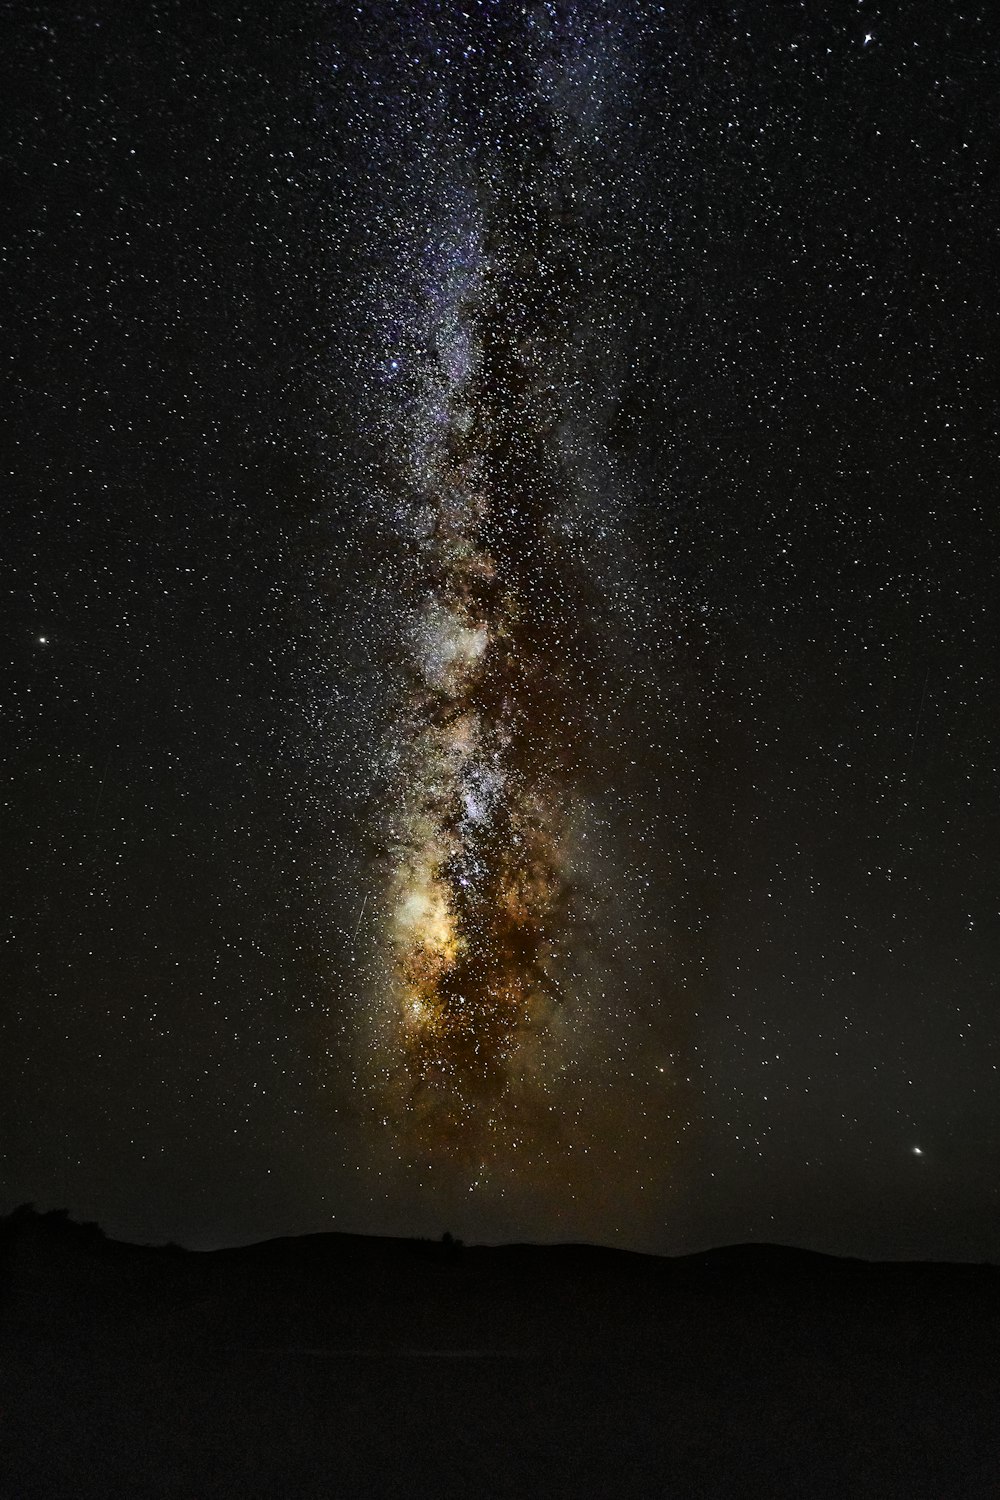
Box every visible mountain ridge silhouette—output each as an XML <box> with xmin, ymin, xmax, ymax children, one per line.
<box><xmin>3</xmin><ymin>1206</ymin><xmax>998</xmax><ymax>1497</ymax></box>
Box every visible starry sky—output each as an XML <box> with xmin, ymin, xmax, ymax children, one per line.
<box><xmin>3</xmin><ymin>0</ymin><xmax>999</xmax><ymax>1260</ymax></box>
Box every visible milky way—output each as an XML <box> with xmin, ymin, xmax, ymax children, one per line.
<box><xmin>359</xmin><ymin>5</ymin><xmax>634</xmax><ymax>1148</ymax></box>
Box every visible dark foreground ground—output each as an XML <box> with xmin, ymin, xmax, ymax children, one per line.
<box><xmin>1</xmin><ymin>1213</ymin><xmax>998</xmax><ymax>1498</ymax></box>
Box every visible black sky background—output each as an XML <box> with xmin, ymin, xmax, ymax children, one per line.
<box><xmin>3</xmin><ymin>0</ymin><xmax>999</xmax><ymax>1258</ymax></box>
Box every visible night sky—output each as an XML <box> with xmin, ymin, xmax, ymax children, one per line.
<box><xmin>4</xmin><ymin>0</ymin><xmax>998</xmax><ymax>1261</ymax></box>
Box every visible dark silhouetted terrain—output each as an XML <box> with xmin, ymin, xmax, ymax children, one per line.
<box><xmin>2</xmin><ymin>1208</ymin><xmax>998</xmax><ymax>1497</ymax></box>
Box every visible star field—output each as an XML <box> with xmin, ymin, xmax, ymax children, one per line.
<box><xmin>2</xmin><ymin>0</ymin><xmax>998</xmax><ymax>1258</ymax></box>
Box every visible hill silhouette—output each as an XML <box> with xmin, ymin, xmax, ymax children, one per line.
<box><xmin>2</xmin><ymin>1207</ymin><xmax>998</xmax><ymax>1497</ymax></box>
